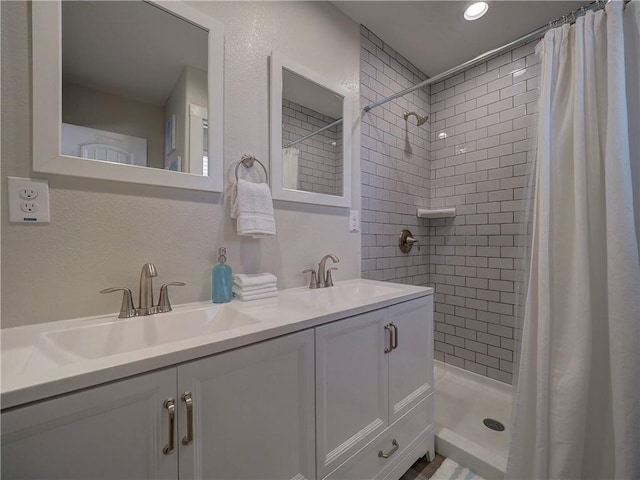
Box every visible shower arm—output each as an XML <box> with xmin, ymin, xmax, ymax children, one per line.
<box><xmin>403</xmin><ymin>111</ymin><xmax>428</xmax><ymax>126</ymax></box>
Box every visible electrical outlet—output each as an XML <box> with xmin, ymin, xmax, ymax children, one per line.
<box><xmin>20</xmin><ymin>202</ymin><xmax>39</xmax><ymax>213</ymax></box>
<box><xmin>8</xmin><ymin>177</ymin><xmax>50</xmax><ymax>223</ymax></box>
<box><xmin>19</xmin><ymin>188</ymin><xmax>38</xmax><ymax>200</ymax></box>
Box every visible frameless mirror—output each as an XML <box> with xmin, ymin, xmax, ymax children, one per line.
<box><xmin>270</xmin><ymin>52</ymin><xmax>352</xmax><ymax>207</ymax></box>
<box><xmin>32</xmin><ymin>1</ymin><xmax>224</xmax><ymax>191</ymax></box>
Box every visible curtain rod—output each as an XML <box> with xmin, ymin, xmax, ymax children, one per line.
<box><xmin>283</xmin><ymin>117</ymin><xmax>343</xmax><ymax>149</ymax></box>
<box><xmin>362</xmin><ymin>0</ymin><xmax>608</xmax><ymax>113</ymax></box>
<box><xmin>283</xmin><ymin>0</ymin><xmax>609</xmax><ymax>148</ymax></box>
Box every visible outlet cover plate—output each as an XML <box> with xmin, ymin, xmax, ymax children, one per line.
<box><xmin>8</xmin><ymin>177</ymin><xmax>51</xmax><ymax>223</ymax></box>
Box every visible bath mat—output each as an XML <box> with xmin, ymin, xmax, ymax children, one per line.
<box><xmin>430</xmin><ymin>458</ymin><xmax>485</xmax><ymax>480</ymax></box>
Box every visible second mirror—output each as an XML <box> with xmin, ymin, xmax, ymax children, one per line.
<box><xmin>270</xmin><ymin>51</ymin><xmax>352</xmax><ymax>208</ymax></box>
<box><xmin>281</xmin><ymin>69</ymin><xmax>344</xmax><ymax>197</ymax></box>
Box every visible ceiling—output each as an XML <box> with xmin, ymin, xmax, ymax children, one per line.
<box><xmin>283</xmin><ymin>69</ymin><xmax>343</xmax><ymax>119</ymax></box>
<box><xmin>333</xmin><ymin>1</ymin><xmax>591</xmax><ymax>77</ymax></box>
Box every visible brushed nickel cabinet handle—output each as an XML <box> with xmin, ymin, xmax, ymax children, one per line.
<box><xmin>181</xmin><ymin>392</ymin><xmax>194</xmax><ymax>446</ymax></box>
<box><xmin>390</xmin><ymin>322</ymin><xmax>398</xmax><ymax>350</ymax></box>
<box><xmin>378</xmin><ymin>439</ymin><xmax>399</xmax><ymax>459</ymax></box>
<box><xmin>162</xmin><ymin>398</ymin><xmax>176</xmax><ymax>455</ymax></box>
<box><xmin>384</xmin><ymin>323</ymin><xmax>393</xmax><ymax>354</ymax></box>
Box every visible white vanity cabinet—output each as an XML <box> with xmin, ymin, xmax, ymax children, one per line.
<box><xmin>177</xmin><ymin>329</ymin><xmax>316</xmax><ymax>480</ymax></box>
<box><xmin>1</xmin><ymin>330</ymin><xmax>315</xmax><ymax>480</ymax></box>
<box><xmin>388</xmin><ymin>298</ymin><xmax>434</xmax><ymax>424</ymax></box>
<box><xmin>1</xmin><ymin>368</ymin><xmax>179</xmax><ymax>480</ymax></box>
<box><xmin>1</xmin><ymin>285</ymin><xmax>434</xmax><ymax>480</ymax></box>
<box><xmin>315</xmin><ymin>296</ymin><xmax>434</xmax><ymax>479</ymax></box>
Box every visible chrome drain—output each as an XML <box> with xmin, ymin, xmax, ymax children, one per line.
<box><xmin>483</xmin><ymin>418</ymin><xmax>505</xmax><ymax>431</ymax></box>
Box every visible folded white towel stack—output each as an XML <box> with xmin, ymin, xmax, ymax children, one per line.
<box><xmin>231</xmin><ymin>179</ymin><xmax>276</xmax><ymax>238</ymax></box>
<box><xmin>233</xmin><ymin>273</ymin><xmax>278</xmax><ymax>286</ymax></box>
<box><xmin>233</xmin><ymin>273</ymin><xmax>278</xmax><ymax>301</ymax></box>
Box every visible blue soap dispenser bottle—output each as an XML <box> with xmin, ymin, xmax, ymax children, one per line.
<box><xmin>212</xmin><ymin>247</ymin><xmax>232</xmax><ymax>303</ymax></box>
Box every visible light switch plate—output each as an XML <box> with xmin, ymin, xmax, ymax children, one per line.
<box><xmin>349</xmin><ymin>210</ymin><xmax>359</xmax><ymax>232</ymax></box>
<box><xmin>8</xmin><ymin>177</ymin><xmax>51</xmax><ymax>223</ymax></box>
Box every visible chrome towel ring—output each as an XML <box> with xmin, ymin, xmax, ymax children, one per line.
<box><xmin>234</xmin><ymin>154</ymin><xmax>268</xmax><ymax>183</ymax></box>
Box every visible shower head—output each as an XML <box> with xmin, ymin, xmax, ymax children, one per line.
<box><xmin>403</xmin><ymin>111</ymin><xmax>428</xmax><ymax>126</ymax></box>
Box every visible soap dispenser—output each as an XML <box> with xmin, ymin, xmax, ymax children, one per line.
<box><xmin>212</xmin><ymin>247</ymin><xmax>232</xmax><ymax>303</ymax></box>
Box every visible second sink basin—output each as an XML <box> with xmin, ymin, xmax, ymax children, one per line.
<box><xmin>288</xmin><ymin>281</ymin><xmax>404</xmax><ymax>310</ymax></box>
<box><xmin>25</xmin><ymin>306</ymin><xmax>259</xmax><ymax>370</ymax></box>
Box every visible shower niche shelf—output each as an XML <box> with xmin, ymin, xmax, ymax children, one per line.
<box><xmin>417</xmin><ymin>208</ymin><xmax>456</xmax><ymax>219</ymax></box>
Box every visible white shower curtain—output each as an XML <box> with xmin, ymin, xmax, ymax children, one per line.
<box><xmin>506</xmin><ymin>2</ymin><xmax>640</xmax><ymax>480</ymax></box>
<box><xmin>281</xmin><ymin>147</ymin><xmax>300</xmax><ymax>190</ymax></box>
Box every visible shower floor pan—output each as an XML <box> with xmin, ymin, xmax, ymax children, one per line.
<box><xmin>434</xmin><ymin>360</ymin><xmax>512</xmax><ymax>479</ymax></box>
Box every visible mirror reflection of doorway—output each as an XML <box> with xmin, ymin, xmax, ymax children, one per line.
<box><xmin>61</xmin><ymin>123</ymin><xmax>147</xmax><ymax>166</ymax></box>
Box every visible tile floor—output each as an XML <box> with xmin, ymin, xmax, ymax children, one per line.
<box><xmin>401</xmin><ymin>453</ymin><xmax>446</xmax><ymax>480</ymax></box>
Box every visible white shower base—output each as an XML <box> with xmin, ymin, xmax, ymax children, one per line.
<box><xmin>434</xmin><ymin>360</ymin><xmax>512</xmax><ymax>479</ymax></box>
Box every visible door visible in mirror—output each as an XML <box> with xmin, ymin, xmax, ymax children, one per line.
<box><xmin>281</xmin><ymin>69</ymin><xmax>344</xmax><ymax>197</ymax></box>
<box><xmin>61</xmin><ymin>1</ymin><xmax>208</xmax><ymax>174</ymax></box>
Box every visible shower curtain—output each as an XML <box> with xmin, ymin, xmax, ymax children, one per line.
<box><xmin>281</xmin><ymin>147</ymin><xmax>300</xmax><ymax>190</ymax></box>
<box><xmin>506</xmin><ymin>2</ymin><xmax>640</xmax><ymax>479</ymax></box>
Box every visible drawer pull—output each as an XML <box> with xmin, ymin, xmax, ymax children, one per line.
<box><xmin>378</xmin><ymin>439</ymin><xmax>399</xmax><ymax>459</ymax></box>
<box><xmin>181</xmin><ymin>392</ymin><xmax>194</xmax><ymax>445</ymax></box>
<box><xmin>162</xmin><ymin>398</ymin><xmax>176</xmax><ymax>455</ymax></box>
<box><xmin>384</xmin><ymin>324</ymin><xmax>393</xmax><ymax>354</ymax></box>
<box><xmin>390</xmin><ymin>322</ymin><xmax>398</xmax><ymax>350</ymax></box>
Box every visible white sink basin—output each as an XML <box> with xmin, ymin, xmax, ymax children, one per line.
<box><xmin>24</xmin><ymin>306</ymin><xmax>259</xmax><ymax>370</ymax></box>
<box><xmin>289</xmin><ymin>282</ymin><xmax>404</xmax><ymax>310</ymax></box>
<box><xmin>1</xmin><ymin>279</ymin><xmax>432</xmax><ymax>408</ymax></box>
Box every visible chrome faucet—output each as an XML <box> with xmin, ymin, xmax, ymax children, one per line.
<box><xmin>138</xmin><ymin>263</ymin><xmax>158</xmax><ymax>315</ymax></box>
<box><xmin>101</xmin><ymin>263</ymin><xmax>185</xmax><ymax>318</ymax></box>
<box><xmin>317</xmin><ymin>254</ymin><xmax>340</xmax><ymax>288</ymax></box>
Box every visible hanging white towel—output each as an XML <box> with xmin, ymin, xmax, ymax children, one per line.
<box><xmin>281</xmin><ymin>148</ymin><xmax>299</xmax><ymax>190</ymax></box>
<box><xmin>233</xmin><ymin>273</ymin><xmax>278</xmax><ymax>287</ymax></box>
<box><xmin>231</xmin><ymin>179</ymin><xmax>276</xmax><ymax>237</ymax></box>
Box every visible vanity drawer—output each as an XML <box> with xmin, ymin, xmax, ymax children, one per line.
<box><xmin>324</xmin><ymin>394</ymin><xmax>433</xmax><ymax>480</ymax></box>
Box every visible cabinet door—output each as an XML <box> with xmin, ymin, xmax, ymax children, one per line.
<box><xmin>1</xmin><ymin>368</ymin><xmax>178</xmax><ymax>480</ymax></box>
<box><xmin>388</xmin><ymin>296</ymin><xmax>434</xmax><ymax>424</ymax></box>
<box><xmin>178</xmin><ymin>330</ymin><xmax>315</xmax><ymax>480</ymax></box>
<box><xmin>315</xmin><ymin>309</ymin><xmax>389</xmax><ymax>478</ymax></box>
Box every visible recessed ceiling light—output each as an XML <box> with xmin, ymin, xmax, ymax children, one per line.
<box><xmin>464</xmin><ymin>2</ymin><xmax>489</xmax><ymax>21</ymax></box>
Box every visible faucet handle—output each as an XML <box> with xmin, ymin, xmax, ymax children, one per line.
<box><xmin>407</xmin><ymin>236</ymin><xmax>420</xmax><ymax>251</ymax></box>
<box><xmin>157</xmin><ymin>282</ymin><xmax>186</xmax><ymax>313</ymax></box>
<box><xmin>326</xmin><ymin>267</ymin><xmax>338</xmax><ymax>287</ymax></box>
<box><xmin>100</xmin><ymin>287</ymin><xmax>136</xmax><ymax>318</ymax></box>
<box><xmin>399</xmin><ymin>229</ymin><xmax>421</xmax><ymax>253</ymax></box>
<box><xmin>302</xmin><ymin>269</ymin><xmax>319</xmax><ymax>289</ymax></box>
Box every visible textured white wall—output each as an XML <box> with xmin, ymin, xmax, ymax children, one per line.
<box><xmin>0</xmin><ymin>1</ymin><xmax>361</xmax><ymax>328</ymax></box>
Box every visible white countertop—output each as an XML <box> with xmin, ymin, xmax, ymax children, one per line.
<box><xmin>1</xmin><ymin>279</ymin><xmax>432</xmax><ymax>410</ymax></box>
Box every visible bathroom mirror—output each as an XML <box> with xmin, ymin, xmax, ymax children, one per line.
<box><xmin>270</xmin><ymin>51</ymin><xmax>352</xmax><ymax>207</ymax></box>
<box><xmin>32</xmin><ymin>1</ymin><xmax>224</xmax><ymax>192</ymax></box>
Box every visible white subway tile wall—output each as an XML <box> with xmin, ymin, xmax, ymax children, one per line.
<box><xmin>361</xmin><ymin>26</ymin><xmax>537</xmax><ymax>384</ymax></box>
<box><xmin>282</xmin><ymin>99</ymin><xmax>343</xmax><ymax>195</ymax></box>
<box><xmin>429</xmin><ymin>40</ymin><xmax>537</xmax><ymax>384</ymax></box>
<box><xmin>360</xmin><ymin>26</ymin><xmax>431</xmax><ymax>286</ymax></box>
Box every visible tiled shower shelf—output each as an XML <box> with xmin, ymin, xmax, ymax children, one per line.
<box><xmin>416</xmin><ymin>208</ymin><xmax>457</xmax><ymax>219</ymax></box>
